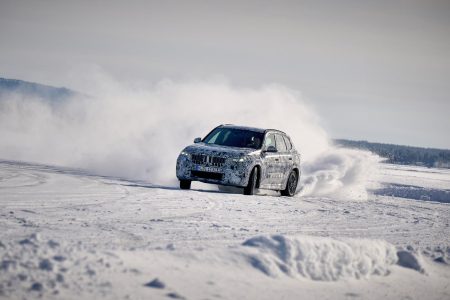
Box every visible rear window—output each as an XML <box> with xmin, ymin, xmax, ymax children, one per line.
<box><xmin>283</xmin><ymin>135</ymin><xmax>292</xmax><ymax>150</ymax></box>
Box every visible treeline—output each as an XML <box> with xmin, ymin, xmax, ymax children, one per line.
<box><xmin>334</xmin><ymin>139</ymin><xmax>450</xmax><ymax>169</ymax></box>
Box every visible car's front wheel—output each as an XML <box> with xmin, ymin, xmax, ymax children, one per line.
<box><xmin>281</xmin><ymin>170</ymin><xmax>298</xmax><ymax>197</ymax></box>
<box><xmin>244</xmin><ymin>167</ymin><xmax>258</xmax><ymax>195</ymax></box>
<box><xmin>180</xmin><ymin>180</ymin><xmax>191</xmax><ymax>190</ymax></box>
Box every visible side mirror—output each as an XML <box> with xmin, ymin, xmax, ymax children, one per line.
<box><xmin>264</xmin><ymin>145</ymin><xmax>277</xmax><ymax>153</ymax></box>
<box><xmin>193</xmin><ymin>137</ymin><xmax>202</xmax><ymax>143</ymax></box>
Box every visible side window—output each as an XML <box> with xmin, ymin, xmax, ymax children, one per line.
<box><xmin>283</xmin><ymin>135</ymin><xmax>292</xmax><ymax>150</ymax></box>
<box><xmin>264</xmin><ymin>133</ymin><xmax>276</xmax><ymax>149</ymax></box>
<box><xmin>275</xmin><ymin>134</ymin><xmax>287</xmax><ymax>152</ymax></box>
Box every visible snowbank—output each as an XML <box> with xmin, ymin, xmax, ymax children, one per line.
<box><xmin>241</xmin><ymin>235</ymin><xmax>399</xmax><ymax>280</ymax></box>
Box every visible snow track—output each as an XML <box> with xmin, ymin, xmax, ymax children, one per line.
<box><xmin>1</xmin><ymin>161</ymin><xmax>449</xmax><ymax>299</ymax></box>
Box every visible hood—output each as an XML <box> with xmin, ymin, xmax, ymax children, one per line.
<box><xmin>184</xmin><ymin>143</ymin><xmax>259</xmax><ymax>158</ymax></box>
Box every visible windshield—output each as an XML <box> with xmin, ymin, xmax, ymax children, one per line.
<box><xmin>203</xmin><ymin>128</ymin><xmax>264</xmax><ymax>149</ymax></box>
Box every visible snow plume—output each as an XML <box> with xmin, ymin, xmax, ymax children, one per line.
<box><xmin>0</xmin><ymin>71</ymin><xmax>378</xmax><ymax>198</ymax></box>
<box><xmin>299</xmin><ymin>148</ymin><xmax>381</xmax><ymax>200</ymax></box>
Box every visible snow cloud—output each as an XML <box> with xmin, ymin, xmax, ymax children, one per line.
<box><xmin>0</xmin><ymin>70</ymin><xmax>379</xmax><ymax>199</ymax></box>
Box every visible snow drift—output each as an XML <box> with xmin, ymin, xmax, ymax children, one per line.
<box><xmin>241</xmin><ymin>235</ymin><xmax>399</xmax><ymax>280</ymax></box>
<box><xmin>0</xmin><ymin>70</ymin><xmax>379</xmax><ymax>198</ymax></box>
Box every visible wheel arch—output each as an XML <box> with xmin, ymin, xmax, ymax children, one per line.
<box><xmin>292</xmin><ymin>167</ymin><xmax>300</xmax><ymax>179</ymax></box>
<box><xmin>254</xmin><ymin>164</ymin><xmax>262</xmax><ymax>188</ymax></box>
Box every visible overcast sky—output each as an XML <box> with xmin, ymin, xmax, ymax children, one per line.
<box><xmin>1</xmin><ymin>0</ymin><xmax>449</xmax><ymax>148</ymax></box>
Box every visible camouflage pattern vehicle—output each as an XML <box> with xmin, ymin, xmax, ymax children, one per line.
<box><xmin>176</xmin><ymin>125</ymin><xmax>301</xmax><ymax>196</ymax></box>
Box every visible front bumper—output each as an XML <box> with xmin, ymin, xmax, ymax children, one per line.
<box><xmin>176</xmin><ymin>155</ymin><xmax>251</xmax><ymax>187</ymax></box>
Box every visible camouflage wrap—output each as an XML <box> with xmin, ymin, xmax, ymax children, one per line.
<box><xmin>176</xmin><ymin>143</ymin><xmax>258</xmax><ymax>187</ymax></box>
<box><xmin>176</xmin><ymin>127</ymin><xmax>301</xmax><ymax>191</ymax></box>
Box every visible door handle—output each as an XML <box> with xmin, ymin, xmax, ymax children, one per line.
<box><xmin>289</xmin><ymin>158</ymin><xmax>292</xmax><ymax>161</ymax></box>
<box><xmin>275</xmin><ymin>158</ymin><xmax>279</xmax><ymax>162</ymax></box>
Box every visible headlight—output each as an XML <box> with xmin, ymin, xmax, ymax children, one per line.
<box><xmin>180</xmin><ymin>151</ymin><xmax>190</xmax><ymax>158</ymax></box>
<box><xmin>232</xmin><ymin>157</ymin><xmax>246</xmax><ymax>163</ymax></box>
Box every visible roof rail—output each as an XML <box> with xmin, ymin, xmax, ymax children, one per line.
<box><xmin>264</xmin><ymin>128</ymin><xmax>287</xmax><ymax>135</ymax></box>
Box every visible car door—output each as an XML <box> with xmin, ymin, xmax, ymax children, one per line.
<box><xmin>281</xmin><ymin>134</ymin><xmax>295</xmax><ymax>186</ymax></box>
<box><xmin>282</xmin><ymin>134</ymin><xmax>295</xmax><ymax>170</ymax></box>
<box><xmin>260</xmin><ymin>132</ymin><xmax>284</xmax><ymax>188</ymax></box>
<box><xmin>274</xmin><ymin>133</ymin><xmax>291</xmax><ymax>185</ymax></box>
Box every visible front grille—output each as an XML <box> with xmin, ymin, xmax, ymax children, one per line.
<box><xmin>191</xmin><ymin>154</ymin><xmax>226</xmax><ymax>167</ymax></box>
<box><xmin>191</xmin><ymin>154</ymin><xmax>206</xmax><ymax>165</ymax></box>
<box><xmin>191</xmin><ymin>170</ymin><xmax>223</xmax><ymax>180</ymax></box>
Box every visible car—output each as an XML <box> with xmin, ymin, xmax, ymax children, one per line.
<box><xmin>176</xmin><ymin>124</ymin><xmax>301</xmax><ymax>196</ymax></box>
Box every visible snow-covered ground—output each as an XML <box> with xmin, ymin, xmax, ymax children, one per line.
<box><xmin>1</xmin><ymin>160</ymin><xmax>449</xmax><ymax>299</ymax></box>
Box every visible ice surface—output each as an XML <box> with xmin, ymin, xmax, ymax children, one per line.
<box><xmin>374</xmin><ymin>164</ymin><xmax>450</xmax><ymax>203</ymax></box>
<box><xmin>0</xmin><ymin>161</ymin><xmax>449</xmax><ymax>299</ymax></box>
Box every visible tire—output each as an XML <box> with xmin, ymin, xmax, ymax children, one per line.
<box><xmin>244</xmin><ymin>167</ymin><xmax>258</xmax><ymax>195</ymax></box>
<box><xmin>179</xmin><ymin>180</ymin><xmax>191</xmax><ymax>190</ymax></box>
<box><xmin>281</xmin><ymin>170</ymin><xmax>298</xmax><ymax>197</ymax></box>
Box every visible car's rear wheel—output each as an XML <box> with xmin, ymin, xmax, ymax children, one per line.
<box><xmin>244</xmin><ymin>167</ymin><xmax>258</xmax><ymax>195</ymax></box>
<box><xmin>180</xmin><ymin>180</ymin><xmax>191</xmax><ymax>190</ymax></box>
<box><xmin>281</xmin><ymin>170</ymin><xmax>298</xmax><ymax>197</ymax></box>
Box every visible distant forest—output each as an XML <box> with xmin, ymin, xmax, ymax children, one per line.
<box><xmin>334</xmin><ymin>139</ymin><xmax>450</xmax><ymax>169</ymax></box>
